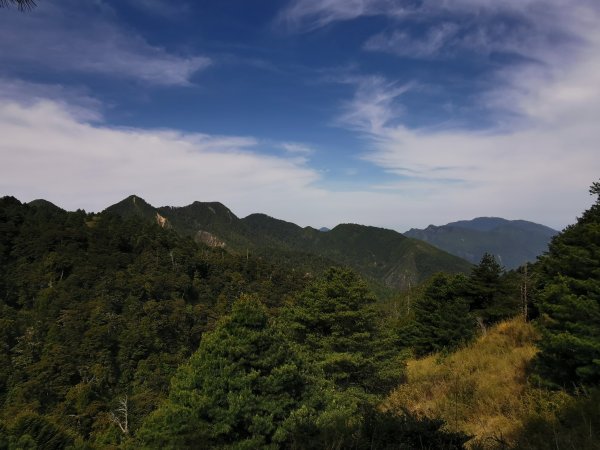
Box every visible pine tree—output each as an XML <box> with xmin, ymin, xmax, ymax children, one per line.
<box><xmin>281</xmin><ymin>267</ymin><xmax>404</xmax><ymax>396</ymax></box>
<box><xmin>135</xmin><ymin>295</ymin><xmax>357</xmax><ymax>449</ymax></box>
<box><xmin>410</xmin><ymin>273</ymin><xmax>475</xmax><ymax>356</ymax></box>
<box><xmin>534</xmin><ymin>181</ymin><xmax>600</xmax><ymax>388</ymax></box>
<box><xmin>466</xmin><ymin>252</ymin><xmax>519</xmax><ymax>324</ymax></box>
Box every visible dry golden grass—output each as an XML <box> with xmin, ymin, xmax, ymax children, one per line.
<box><xmin>383</xmin><ymin>317</ymin><xmax>568</xmax><ymax>449</ymax></box>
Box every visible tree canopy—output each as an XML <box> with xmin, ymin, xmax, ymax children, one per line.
<box><xmin>136</xmin><ymin>295</ymin><xmax>360</xmax><ymax>449</ymax></box>
<box><xmin>534</xmin><ymin>181</ymin><xmax>600</xmax><ymax>388</ymax></box>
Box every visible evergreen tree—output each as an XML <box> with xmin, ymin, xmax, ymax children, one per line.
<box><xmin>136</xmin><ymin>295</ymin><xmax>358</xmax><ymax>449</ymax></box>
<box><xmin>534</xmin><ymin>181</ymin><xmax>600</xmax><ymax>388</ymax></box>
<box><xmin>281</xmin><ymin>267</ymin><xmax>404</xmax><ymax>396</ymax></box>
<box><xmin>410</xmin><ymin>273</ymin><xmax>476</xmax><ymax>356</ymax></box>
<box><xmin>467</xmin><ymin>253</ymin><xmax>504</xmax><ymax>310</ymax></box>
<box><xmin>466</xmin><ymin>253</ymin><xmax>519</xmax><ymax>324</ymax></box>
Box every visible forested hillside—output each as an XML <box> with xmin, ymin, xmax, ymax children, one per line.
<box><xmin>405</xmin><ymin>217</ymin><xmax>558</xmax><ymax>269</ymax></box>
<box><xmin>0</xmin><ymin>197</ymin><xmax>313</xmax><ymax>447</ymax></box>
<box><xmin>105</xmin><ymin>195</ymin><xmax>472</xmax><ymax>291</ymax></box>
<box><xmin>0</xmin><ymin>181</ymin><xmax>598</xmax><ymax>449</ymax></box>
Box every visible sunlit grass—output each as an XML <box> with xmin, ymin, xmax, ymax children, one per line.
<box><xmin>383</xmin><ymin>317</ymin><xmax>570</xmax><ymax>448</ymax></box>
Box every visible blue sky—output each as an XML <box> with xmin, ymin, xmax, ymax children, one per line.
<box><xmin>1</xmin><ymin>0</ymin><xmax>599</xmax><ymax>231</ymax></box>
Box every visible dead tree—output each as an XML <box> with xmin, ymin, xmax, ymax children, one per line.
<box><xmin>110</xmin><ymin>395</ymin><xmax>129</xmax><ymax>435</ymax></box>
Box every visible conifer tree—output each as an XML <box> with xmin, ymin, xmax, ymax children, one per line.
<box><xmin>135</xmin><ymin>295</ymin><xmax>357</xmax><ymax>449</ymax></box>
<box><xmin>466</xmin><ymin>253</ymin><xmax>519</xmax><ymax>324</ymax></box>
<box><xmin>410</xmin><ymin>273</ymin><xmax>476</xmax><ymax>356</ymax></box>
<box><xmin>281</xmin><ymin>267</ymin><xmax>404</xmax><ymax>396</ymax></box>
<box><xmin>534</xmin><ymin>181</ymin><xmax>600</xmax><ymax>388</ymax></box>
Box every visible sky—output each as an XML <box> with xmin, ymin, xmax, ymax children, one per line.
<box><xmin>1</xmin><ymin>0</ymin><xmax>599</xmax><ymax>231</ymax></box>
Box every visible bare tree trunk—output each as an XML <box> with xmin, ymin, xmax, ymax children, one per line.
<box><xmin>476</xmin><ymin>317</ymin><xmax>487</xmax><ymax>336</ymax></box>
<box><xmin>110</xmin><ymin>395</ymin><xmax>129</xmax><ymax>435</ymax></box>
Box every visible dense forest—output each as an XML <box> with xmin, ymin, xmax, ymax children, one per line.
<box><xmin>0</xmin><ymin>181</ymin><xmax>599</xmax><ymax>449</ymax></box>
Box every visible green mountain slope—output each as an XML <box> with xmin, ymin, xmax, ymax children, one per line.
<box><xmin>104</xmin><ymin>196</ymin><xmax>472</xmax><ymax>290</ymax></box>
<box><xmin>405</xmin><ymin>217</ymin><xmax>558</xmax><ymax>269</ymax></box>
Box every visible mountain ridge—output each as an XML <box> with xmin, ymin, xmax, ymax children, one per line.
<box><xmin>405</xmin><ymin>217</ymin><xmax>558</xmax><ymax>269</ymax></box>
<box><xmin>104</xmin><ymin>195</ymin><xmax>473</xmax><ymax>291</ymax></box>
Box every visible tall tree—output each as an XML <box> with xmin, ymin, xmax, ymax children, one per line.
<box><xmin>281</xmin><ymin>267</ymin><xmax>404</xmax><ymax>397</ymax></box>
<box><xmin>465</xmin><ymin>252</ymin><xmax>519</xmax><ymax>324</ymax></box>
<box><xmin>534</xmin><ymin>181</ymin><xmax>600</xmax><ymax>388</ymax></box>
<box><xmin>410</xmin><ymin>273</ymin><xmax>476</xmax><ymax>356</ymax></box>
<box><xmin>135</xmin><ymin>295</ymin><xmax>357</xmax><ymax>449</ymax></box>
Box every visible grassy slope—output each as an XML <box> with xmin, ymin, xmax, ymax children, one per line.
<box><xmin>383</xmin><ymin>318</ymin><xmax>569</xmax><ymax>449</ymax></box>
<box><xmin>383</xmin><ymin>318</ymin><xmax>600</xmax><ymax>450</ymax></box>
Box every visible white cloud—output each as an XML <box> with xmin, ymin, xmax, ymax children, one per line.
<box><xmin>0</xmin><ymin>90</ymin><xmax>514</xmax><ymax>231</ymax></box>
<box><xmin>334</xmin><ymin>3</ymin><xmax>600</xmax><ymax>230</ymax></box>
<box><xmin>277</xmin><ymin>0</ymin><xmax>407</xmax><ymax>32</ymax></box>
<box><xmin>0</xmin><ymin>89</ymin><xmax>594</xmax><ymax>231</ymax></box>
<box><xmin>0</xmin><ymin>98</ymin><xmax>317</xmax><ymax>214</ymax></box>
<box><xmin>337</xmin><ymin>76</ymin><xmax>413</xmax><ymax>135</ymax></box>
<box><xmin>0</xmin><ymin>78</ymin><xmax>104</xmax><ymax>122</ymax></box>
<box><xmin>280</xmin><ymin>142</ymin><xmax>315</xmax><ymax>155</ymax></box>
<box><xmin>0</xmin><ymin>1</ymin><xmax>210</xmax><ymax>86</ymax></box>
<box><xmin>281</xmin><ymin>0</ymin><xmax>596</xmax><ymax>64</ymax></box>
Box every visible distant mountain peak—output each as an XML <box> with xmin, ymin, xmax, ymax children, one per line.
<box><xmin>27</xmin><ymin>199</ymin><xmax>63</xmax><ymax>211</ymax></box>
<box><xmin>101</xmin><ymin>197</ymin><xmax>471</xmax><ymax>291</ymax></box>
<box><xmin>405</xmin><ymin>217</ymin><xmax>558</xmax><ymax>269</ymax></box>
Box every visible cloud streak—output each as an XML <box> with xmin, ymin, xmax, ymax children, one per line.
<box><xmin>0</xmin><ymin>98</ymin><xmax>318</xmax><ymax>214</ymax></box>
<box><xmin>333</xmin><ymin>3</ymin><xmax>600</xmax><ymax>228</ymax></box>
<box><xmin>277</xmin><ymin>0</ymin><xmax>406</xmax><ymax>32</ymax></box>
<box><xmin>0</xmin><ymin>85</ymin><xmax>594</xmax><ymax>232</ymax></box>
<box><xmin>0</xmin><ymin>1</ymin><xmax>210</xmax><ymax>86</ymax></box>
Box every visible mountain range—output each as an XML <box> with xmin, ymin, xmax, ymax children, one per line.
<box><xmin>104</xmin><ymin>195</ymin><xmax>473</xmax><ymax>291</ymax></box>
<box><xmin>405</xmin><ymin>217</ymin><xmax>558</xmax><ymax>269</ymax></box>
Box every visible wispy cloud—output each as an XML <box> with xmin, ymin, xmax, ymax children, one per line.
<box><xmin>281</xmin><ymin>142</ymin><xmax>315</xmax><ymax>155</ymax></box>
<box><xmin>332</xmin><ymin>2</ymin><xmax>600</xmax><ymax>228</ymax></box>
<box><xmin>0</xmin><ymin>78</ymin><xmax>104</xmax><ymax>122</ymax></box>
<box><xmin>337</xmin><ymin>75</ymin><xmax>413</xmax><ymax>134</ymax></box>
<box><xmin>0</xmin><ymin>1</ymin><xmax>210</xmax><ymax>86</ymax></box>
<box><xmin>125</xmin><ymin>0</ymin><xmax>191</xmax><ymax>19</ymax></box>
<box><xmin>0</xmin><ymin>90</ymin><xmax>430</xmax><ymax>230</ymax></box>
<box><xmin>277</xmin><ymin>0</ymin><xmax>407</xmax><ymax>32</ymax></box>
<box><xmin>364</xmin><ymin>23</ymin><xmax>459</xmax><ymax>58</ymax></box>
<box><xmin>0</xmin><ymin>96</ymin><xmax>319</xmax><ymax>215</ymax></box>
<box><xmin>0</xmin><ymin>84</ymin><xmax>594</xmax><ymax>231</ymax></box>
<box><xmin>280</xmin><ymin>0</ymin><xmax>591</xmax><ymax>64</ymax></box>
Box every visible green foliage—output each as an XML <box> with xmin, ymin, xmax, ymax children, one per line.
<box><xmin>359</xmin><ymin>409</ymin><xmax>470</xmax><ymax>450</ymax></box>
<box><xmin>465</xmin><ymin>253</ymin><xmax>521</xmax><ymax>324</ymax></box>
<box><xmin>281</xmin><ymin>267</ymin><xmax>405</xmax><ymax>396</ymax></box>
<box><xmin>0</xmin><ymin>198</ymin><xmax>310</xmax><ymax>446</ymax></box>
<box><xmin>466</xmin><ymin>253</ymin><xmax>505</xmax><ymax>316</ymax></box>
<box><xmin>409</xmin><ymin>273</ymin><xmax>476</xmax><ymax>356</ymax></box>
<box><xmin>3</xmin><ymin>412</ymin><xmax>74</xmax><ymax>450</ymax></box>
<box><xmin>0</xmin><ymin>195</ymin><xmax>510</xmax><ymax>448</ymax></box>
<box><xmin>136</xmin><ymin>295</ymin><xmax>359</xmax><ymax>449</ymax></box>
<box><xmin>106</xmin><ymin>195</ymin><xmax>472</xmax><ymax>291</ymax></box>
<box><xmin>534</xmin><ymin>182</ymin><xmax>600</xmax><ymax>389</ymax></box>
<box><xmin>514</xmin><ymin>388</ymin><xmax>600</xmax><ymax>450</ymax></box>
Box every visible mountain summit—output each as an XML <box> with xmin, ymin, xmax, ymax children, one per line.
<box><xmin>104</xmin><ymin>196</ymin><xmax>472</xmax><ymax>290</ymax></box>
<box><xmin>405</xmin><ymin>217</ymin><xmax>558</xmax><ymax>269</ymax></box>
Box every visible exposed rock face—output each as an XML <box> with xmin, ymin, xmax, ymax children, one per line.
<box><xmin>195</xmin><ymin>230</ymin><xmax>226</xmax><ymax>248</ymax></box>
<box><xmin>155</xmin><ymin>212</ymin><xmax>171</xmax><ymax>229</ymax></box>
